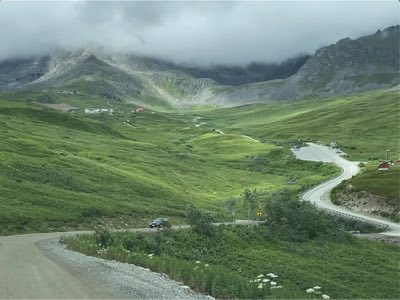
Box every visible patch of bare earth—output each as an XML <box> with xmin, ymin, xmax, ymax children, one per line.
<box><xmin>333</xmin><ymin>184</ymin><xmax>399</xmax><ymax>222</ymax></box>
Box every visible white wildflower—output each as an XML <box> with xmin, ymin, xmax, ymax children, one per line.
<box><xmin>322</xmin><ymin>294</ymin><xmax>330</xmax><ymax>299</ymax></box>
<box><xmin>256</xmin><ymin>274</ymin><xmax>265</xmax><ymax>278</ymax></box>
<box><xmin>258</xmin><ymin>283</ymin><xmax>264</xmax><ymax>289</ymax></box>
<box><xmin>314</xmin><ymin>286</ymin><xmax>321</xmax><ymax>290</ymax></box>
<box><xmin>262</xmin><ymin>279</ymin><xmax>270</xmax><ymax>283</ymax></box>
<box><xmin>276</xmin><ymin>285</ymin><xmax>283</xmax><ymax>289</ymax></box>
<box><xmin>148</xmin><ymin>253</ymin><xmax>154</xmax><ymax>257</ymax></box>
<box><xmin>271</xmin><ymin>281</ymin><xmax>277</xmax><ymax>286</ymax></box>
<box><xmin>195</xmin><ymin>260</ymin><xmax>201</xmax><ymax>264</ymax></box>
<box><xmin>256</xmin><ymin>278</ymin><xmax>262</xmax><ymax>282</ymax></box>
<box><xmin>306</xmin><ymin>288</ymin><xmax>315</xmax><ymax>293</ymax></box>
<box><xmin>204</xmin><ymin>264</ymin><xmax>210</xmax><ymax>267</ymax></box>
<box><xmin>270</xmin><ymin>274</ymin><xmax>278</xmax><ymax>278</ymax></box>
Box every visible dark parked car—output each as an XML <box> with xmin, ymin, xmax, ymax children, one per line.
<box><xmin>149</xmin><ymin>218</ymin><xmax>170</xmax><ymax>228</ymax></box>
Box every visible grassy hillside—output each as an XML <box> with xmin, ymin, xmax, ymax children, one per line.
<box><xmin>0</xmin><ymin>95</ymin><xmax>337</xmax><ymax>234</ymax></box>
<box><xmin>64</xmin><ymin>224</ymin><xmax>400</xmax><ymax>299</ymax></box>
<box><xmin>201</xmin><ymin>89</ymin><xmax>399</xmax><ymax>161</ymax></box>
<box><xmin>200</xmin><ymin>88</ymin><xmax>399</xmax><ymax>199</ymax></box>
<box><xmin>351</xmin><ymin>164</ymin><xmax>399</xmax><ymax>200</ymax></box>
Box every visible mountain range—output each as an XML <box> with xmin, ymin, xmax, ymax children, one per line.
<box><xmin>0</xmin><ymin>25</ymin><xmax>398</xmax><ymax>107</ymax></box>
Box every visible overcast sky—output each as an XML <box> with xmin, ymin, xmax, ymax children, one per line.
<box><xmin>0</xmin><ymin>0</ymin><xmax>398</xmax><ymax>65</ymax></box>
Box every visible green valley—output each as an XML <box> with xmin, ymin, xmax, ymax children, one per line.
<box><xmin>0</xmin><ymin>92</ymin><xmax>340</xmax><ymax>234</ymax></box>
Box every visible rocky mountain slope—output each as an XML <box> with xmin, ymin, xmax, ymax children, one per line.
<box><xmin>207</xmin><ymin>25</ymin><xmax>399</xmax><ymax>106</ymax></box>
<box><xmin>0</xmin><ymin>25</ymin><xmax>398</xmax><ymax>107</ymax></box>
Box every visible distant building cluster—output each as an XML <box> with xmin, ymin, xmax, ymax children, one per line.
<box><xmin>84</xmin><ymin>108</ymin><xmax>114</xmax><ymax>114</ymax></box>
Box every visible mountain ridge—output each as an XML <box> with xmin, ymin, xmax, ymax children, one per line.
<box><xmin>0</xmin><ymin>25</ymin><xmax>398</xmax><ymax>107</ymax></box>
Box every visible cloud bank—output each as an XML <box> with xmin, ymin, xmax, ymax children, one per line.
<box><xmin>0</xmin><ymin>0</ymin><xmax>398</xmax><ymax>65</ymax></box>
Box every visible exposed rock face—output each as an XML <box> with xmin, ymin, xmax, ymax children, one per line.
<box><xmin>0</xmin><ymin>26</ymin><xmax>398</xmax><ymax>107</ymax></box>
<box><xmin>0</xmin><ymin>56</ymin><xmax>49</xmax><ymax>89</ymax></box>
<box><xmin>207</xmin><ymin>25</ymin><xmax>400</xmax><ymax>105</ymax></box>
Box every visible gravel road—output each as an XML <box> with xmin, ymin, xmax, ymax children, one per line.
<box><xmin>0</xmin><ymin>230</ymin><xmax>212</xmax><ymax>299</ymax></box>
<box><xmin>292</xmin><ymin>143</ymin><xmax>400</xmax><ymax>236</ymax></box>
<box><xmin>0</xmin><ymin>221</ymin><xmax>259</xmax><ymax>299</ymax></box>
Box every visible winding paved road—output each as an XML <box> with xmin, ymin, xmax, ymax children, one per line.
<box><xmin>292</xmin><ymin>143</ymin><xmax>400</xmax><ymax>236</ymax></box>
<box><xmin>1</xmin><ymin>142</ymin><xmax>398</xmax><ymax>298</ymax></box>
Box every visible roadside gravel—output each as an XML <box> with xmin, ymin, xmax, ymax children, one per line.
<box><xmin>39</xmin><ymin>238</ymin><xmax>212</xmax><ymax>300</ymax></box>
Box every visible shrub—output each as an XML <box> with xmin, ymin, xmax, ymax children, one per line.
<box><xmin>265</xmin><ymin>191</ymin><xmax>345</xmax><ymax>242</ymax></box>
<box><xmin>93</xmin><ymin>226</ymin><xmax>114</xmax><ymax>247</ymax></box>
<box><xmin>186</xmin><ymin>204</ymin><xmax>215</xmax><ymax>237</ymax></box>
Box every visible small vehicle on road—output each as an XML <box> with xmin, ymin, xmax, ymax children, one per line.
<box><xmin>149</xmin><ymin>218</ymin><xmax>170</xmax><ymax>228</ymax></box>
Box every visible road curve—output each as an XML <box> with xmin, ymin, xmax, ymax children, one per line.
<box><xmin>292</xmin><ymin>143</ymin><xmax>400</xmax><ymax>236</ymax></box>
<box><xmin>0</xmin><ymin>221</ymin><xmax>258</xmax><ymax>299</ymax></box>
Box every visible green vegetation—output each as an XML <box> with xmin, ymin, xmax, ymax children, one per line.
<box><xmin>201</xmin><ymin>89</ymin><xmax>399</xmax><ymax>161</ymax></box>
<box><xmin>200</xmin><ymin>89</ymin><xmax>399</xmax><ymax>203</ymax></box>
<box><xmin>62</xmin><ymin>201</ymin><xmax>399</xmax><ymax>299</ymax></box>
<box><xmin>332</xmin><ymin>164</ymin><xmax>400</xmax><ymax>221</ymax></box>
<box><xmin>0</xmin><ymin>93</ymin><xmax>338</xmax><ymax>234</ymax></box>
<box><xmin>351</xmin><ymin>164</ymin><xmax>399</xmax><ymax>200</ymax></box>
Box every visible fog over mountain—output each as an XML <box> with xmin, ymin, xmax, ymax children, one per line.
<box><xmin>0</xmin><ymin>1</ymin><xmax>398</xmax><ymax>65</ymax></box>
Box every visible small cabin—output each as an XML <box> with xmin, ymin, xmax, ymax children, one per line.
<box><xmin>378</xmin><ymin>161</ymin><xmax>390</xmax><ymax>171</ymax></box>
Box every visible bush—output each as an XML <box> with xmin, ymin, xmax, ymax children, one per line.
<box><xmin>93</xmin><ymin>226</ymin><xmax>114</xmax><ymax>247</ymax></box>
<box><xmin>186</xmin><ymin>204</ymin><xmax>215</xmax><ymax>237</ymax></box>
<box><xmin>265</xmin><ymin>191</ymin><xmax>345</xmax><ymax>242</ymax></box>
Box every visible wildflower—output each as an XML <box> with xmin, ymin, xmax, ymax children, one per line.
<box><xmin>194</xmin><ymin>266</ymin><xmax>199</xmax><ymax>270</ymax></box>
<box><xmin>314</xmin><ymin>286</ymin><xmax>321</xmax><ymax>290</ymax></box>
<box><xmin>205</xmin><ymin>264</ymin><xmax>210</xmax><ymax>267</ymax></box>
<box><xmin>195</xmin><ymin>260</ymin><xmax>201</xmax><ymax>264</ymax></box>
<box><xmin>262</xmin><ymin>279</ymin><xmax>270</xmax><ymax>283</ymax></box>
<box><xmin>270</xmin><ymin>281</ymin><xmax>277</xmax><ymax>286</ymax></box>
<box><xmin>322</xmin><ymin>295</ymin><xmax>330</xmax><ymax>299</ymax></box>
<box><xmin>256</xmin><ymin>278</ymin><xmax>262</xmax><ymax>282</ymax></box>
<box><xmin>249</xmin><ymin>280</ymin><xmax>254</xmax><ymax>283</ymax></box>
<box><xmin>258</xmin><ymin>283</ymin><xmax>264</xmax><ymax>289</ymax></box>
<box><xmin>306</xmin><ymin>288</ymin><xmax>315</xmax><ymax>293</ymax></box>
<box><xmin>256</xmin><ymin>274</ymin><xmax>265</xmax><ymax>278</ymax></box>
<box><xmin>276</xmin><ymin>285</ymin><xmax>283</xmax><ymax>289</ymax></box>
<box><xmin>148</xmin><ymin>253</ymin><xmax>154</xmax><ymax>257</ymax></box>
<box><xmin>270</xmin><ymin>274</ymin><xmax>278</xmax><ymax>278</ymax></box>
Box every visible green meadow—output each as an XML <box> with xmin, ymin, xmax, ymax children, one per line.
<box><xmin>63</xmin><ymin>221</ymin><xmax>400</xmax><ymax>299</ymax></box>
<box><xmin>200</xmin><ymin>88</ymin><xmax>400</xmax><ymax>199</ymax></box>
<box><xmin>0</xmin><ymin>88</ymin><xmax>398</xmax><ymax>233</ymax></box>
<box><xmin>201</xmin><ymin>89</ymin><xmax>399</xmax><ymax>161</ymax></box>
<box><xmin>0</xmin><ymin>92</ymin><xmax>338</xmax><ymax>234</ymax></box>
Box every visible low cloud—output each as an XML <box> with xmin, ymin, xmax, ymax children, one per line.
<box><xmin>0</xmin><ymin>1</ymin><xmax>398</xmax><ymax>65</ymax></box>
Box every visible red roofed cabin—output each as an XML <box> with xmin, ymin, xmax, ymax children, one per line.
<box><xmin>135</xmin><ymin>107</ymin><xmax>145</xmax><ymax>113</ymax></box>
<box><xmin>378</xmin><ymin>161</ymin><xmax>390</xmax><ymax>171</ymax></box>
